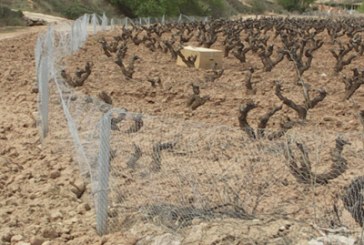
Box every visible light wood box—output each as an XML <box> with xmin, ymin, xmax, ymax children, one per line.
<box><xmin>176</xmin><ymin>46</ymin><xmax>223</xmax><ymax>69</ymax></box>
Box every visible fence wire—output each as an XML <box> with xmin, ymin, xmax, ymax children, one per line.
<box><xmin>35</xmin><ymin>12</ymin><xmax>364</xmax><ymax>240</ymax></box>
<box><xmin>101</xmin><ymin>113</ymin><xmax>364</xmax><ymax>234</ymax></box>
<box><xmin>36</xmin><ymin>12</ymin><xmax>212</xmax><ymax>235</ymax></box>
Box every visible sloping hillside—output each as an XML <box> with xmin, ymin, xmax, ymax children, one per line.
<box><xmin>0</xmin><ymin>0</ymin><xmax>284</xmax><ymax>20</ymax></box>
<box><xmin>0</xmin><ymin>0</ymin><xmax>118</xmax><ymax>19</ymax></box>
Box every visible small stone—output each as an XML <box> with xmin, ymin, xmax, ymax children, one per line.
<box><xmin>100</xmin><ymin>237</ymin><xmax>108</xmax><ymax>245</ymax></box>
<box><xmin>42</xmin><ymin>228</ymin><xmax>60</xmax><ymax>239</ymax></box>
<box><xmin>309</xmin><ymin>234</ymin><xmax>355</xmax><ymax>245</ymax></box>
<box><xmin>61</xmin><ymin>227</ymin><xmax>71</xmax><ymax>235</ymax></box>
<box><xmin>1</xmin><ymin>229</ymin><xmax>13</xmax><ymax>242</ymax></box>
<box><xmin>11</xmin><ymin>235</ymin><xmax>23</xmax><ymax>243</ymax></box>
<box><xmin>61</xmin><ymin>234</ymin><xmax>74</xmax><ymax>242</ymax></box>
<box><xmin>15</xmin><ymin>242</ymin><xmax>31</xmax><ymax>245</ymax></box>
<box><xmin>49</xmin><ymin>171</ymin><xmax>60</xmax><ymax>179</ymax></box>
<box><xmin>76</xmin><ymin>203</ymin><xmax>91</xmax><ymax>214</ymax></box>
<box><xmin>70</xmin><ymin>217</ymin><xmax>78</xmax><ymax>224</ymax></box>
<box><xmin>50</xmin><ymin>210</ymin><xmax>63</xmax><ymax>221</ymax></box>
<box><xmin>320</xmin><ymin>73</ymin><xmax>327</xmax><ymax>78</ymax></box>
<box><xmin>70</xmin><ymin>95</ymin><xmax>77</xmax><ymax>101</ymax></box>
<box><xmin>41</xmin><ymin>242</ymin><xmax>51</xmax><ymax>245</ymax></box>
<box><xmin>323</xmin><ymin>116</ymin><xmax>334</xmax><ymax>122</ymax></box>
<box><xmin>70</xmin><ymin>179</ymin><xmax>86</xmax><ymax>199</ymax></box>
<box><xmin>278</xmin><ymin>225</ymin><xmax>286</xmax><ymax>232</ymax></box>
<box><xmin>30</xmin><ymin>236</ymin><xmax>44</xmax><ymax>245</ymax></box>
<box><xmin>31</xmin><ymin>87</ymin><xmax>39</xmax><ymax>94</ymax></box>
<box><xmin>191</xmin><ymin>218</ymin><xmax>203</xmax><ymax>225</ymax></box>
<box><xmin>151</xmin><ymin>233</ymin><xmax>182</xmax><ymax>245</ymax></box>
<box><xmin>84</xmin><ymin>203</ymin><xmax>91</xmax><ymax>211</ymax></box>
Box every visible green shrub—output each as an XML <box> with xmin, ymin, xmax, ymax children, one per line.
<box><xmin>108</xmin><ymin>0</ymin><xmax>230</xmax><ymax>17</ymax></box>
<box><xmin>62</xmin><ymin>3</ymin><xmax>96</xmax><ymax>19</ymax></box>
<box><xmin>251</xmin><ymin>0</ymin><xmax>267</xmax><ymax>14</ymax></box>
<box><xmin>225</xmin><ymin>0</ymin><xmax>250</xmax><ymax>13</ymax></box>
<box><xmin>358</xmin><ymin>2</ymin><xmax>364</xmax><ymax>13</ymax></box>
<box><xmin>277</xmin><ymin>0</ymin><xmax>315</xmax><ymax>12</ymax></box>
<box><xmin>0</xmin><ymin>5</ymin><xmax>25</xmax><ymax>26</ymax></box>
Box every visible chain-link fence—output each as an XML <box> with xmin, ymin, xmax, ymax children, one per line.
<box><xmin>35</xmin><ymin>12</ymin><xmax>364</xmax><ymax>239</ymax></box>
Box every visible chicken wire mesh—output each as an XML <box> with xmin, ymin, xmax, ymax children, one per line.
<box><xmin>34</xmin><ymin>11</ymin><xmax>209</xmax><ymax>150</ymax></box>
<box><xmin>103</xmin><ymin>112</ymin><xmax>287</xmax><ymax>232</ymax></box>
<box><xmin>36</xmin><ymin>13</ymin><xmax>212</xmax><ymax>235</ymax></box>
<box><xmin>35</xmin><ymin>12</ymin><xmax>364</xmax><ymax>238</ymax></box>
<box><xmin>280</xmin><ymin>130</ymin><xmax>364</xmax><ymax>228</ymax></box>
<box><xmin>94</xmin><ymin>112</ymin><xmax>364</xmax><ymax>235</ymax></box>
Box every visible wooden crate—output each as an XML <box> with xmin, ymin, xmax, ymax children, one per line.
<box><xmin>176</xmin><ymin>46</ymin><xmax>223</xmax><ymax>69</ymax></box>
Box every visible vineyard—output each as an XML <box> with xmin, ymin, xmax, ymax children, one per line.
<box><xmin>41</xmin><ymin>14</ymin><xmax>364</xmax><ymax>242</ymax></box>
<box><xmin>24</xmin><ymin>13</ymin><xmax>364</xmax><ymax>244</ymax></box>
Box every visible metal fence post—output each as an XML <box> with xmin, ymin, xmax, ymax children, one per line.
<box><xmin>38</xmin><ymin>55</ymin><xmax>49</xmax><ymax>141</ymax></box>
<box><xmin>95</xmin><ymin>112</ymin><xmax>111</xmax><ymax>235</ymax></box>
<box><xmin>92</xmin><ymin>13</ymin><xmax>98</xmax><ymax>34</ymax></box>
<box><xmin>101</xmin><ymin>12</ymin><xmax>108</xmax><ymax>31</ymax></box>
<box><xmin>110</xmin><ymin>18</ymin><xmax>115</xmax><ymax>29</ymax></box>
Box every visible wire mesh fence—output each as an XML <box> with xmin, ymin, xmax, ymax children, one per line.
<box><xmin>35</xmin><ymin>12</ymin><xmax>213</xmax><ymax>235</ymax></box>
<box><xmin>100</xmin><ymin>112</ymin><xmax>364</xmax><ymax>234</ymax></box>
<box><xmin>35</xmin><ymin>12</ymin><xmax>364</xmax><ymax>240</ymax></box>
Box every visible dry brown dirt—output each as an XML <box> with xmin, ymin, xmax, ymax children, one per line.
<box><xmin>1</xmin><ymin>16</ymin><xmax>364</xmax><ymax>245</ymax></box>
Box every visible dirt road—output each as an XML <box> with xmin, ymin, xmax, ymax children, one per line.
<box><xmin>0</xmin><ymin>11</ymin><xmax>69</xmax><ymax>40</ymax></box>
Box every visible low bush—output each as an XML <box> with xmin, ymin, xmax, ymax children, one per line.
<box><xmin>0</xmin><ymin>5</ymin><xmax>25</xmax><ymax>26</ymax></box>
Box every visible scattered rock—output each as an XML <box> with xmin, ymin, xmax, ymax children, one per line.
<box><xmin>308</xmin><ymin>234</ymin><xmax>356</xmax><ymax>245</ymax></box>
<box><xmin>1</xmin><ymin>229</ymin><xmax>13</xmax><ymax>242</ymax></box>
<box><xmin>323</xmin><ymin>116</ymin><xmax>334</xmax><ymax>122</ymax></box>
<box><xmin>42</xmin><ymin>228</ymin><xmax>60</xmax><ymax>239</ymax></box>
<box><xmin>98</xmin><ymin>91</ymin><xmax>112</xmax><ymax>105</ymax></box>
<box><xmin>61</xmin><ymin>227</ymin><xmax>71</xmax><ymax>235</ymax></box>
<box><xmin>64</xmin><ymin>217</ymin><xmax>78</xmax><ymax>225</ymax></box>
<box><xmin>100</xmin><ymin>237</ymin><xmax>108</xmax><ymax>245</ymax></box>
<box><xmin>11</xmin><ymin>235</ymin><xmax>24</xmax><ymax>243</ymax></box>
<box><xmin>24</xmin><ymin>17</ymin><xmax>47</xmax><ymax>26</ymax></box>
<box><xmin>148</xmin><ymin>233</ymin><xmax>182</xmax><ymax>245</ymax></box>
<box><xmin>70</xmin><ymin>179</ymin><xmax>86</xmax><ymax>199</ymax></box>
<box><xmin>49</xmin><ymin>170</ymin><xmax>61</xmax><ymax>179</ymax></box>
<box><xmin>77</xmin><ymin>203</ymin><xmax>91</xmax><ymax>214</ymax></box>
<box><xmin>320</xmin><ymin>73</ymin><xmax>327</xmax><ymax>78</ymax></box>
<box><xmin>61</xmin><ymin>233</ymin><xmax>74</xmax><ymax>242</ymax></box>
<box><xmin>15</xmin><ymin>242</ymin><xmax>31</xmax><ymax>245</ymax></box>
<box><xmin>50</xmin><ymin>210</ymin><xmax>63</xmax><ymax>221</ymax></box>
<box><xmin>29</xmin><ymin>193</ymin><xmax>37</xmax><ymax>200</ymax></box>
<box><xmin>70</xmin><ymin>95</ymin><xmax>77</xmax><ymax>101</ymax></box>
<box><xmin>30</xmin><ymin>236</ymin><xmax>44</xmax><ymax>245</ymax></box>
<box><xmin>31</xmin><ymin>87</ymin><xmax>39</xmax><ymax>94</ymax></box>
